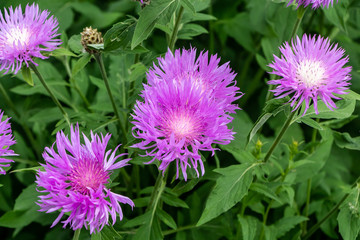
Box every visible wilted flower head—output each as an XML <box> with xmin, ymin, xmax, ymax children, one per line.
<box><xmin>287</xmin><ymin>0</ymin><xmax>337</xmax><ymax>9</ymax></box>
<box><xmin>80</xmin><ymin>26</ymin><xmax>103</xmax><ymax>54</ymax></box>
<box><xmin>0</xmin><ymin>110</ymin><xmax>17</xmax><ymax>175</ymax></box>
<box><xmin>268</xmin><ymin>34</ymin><xmax>351</xmax><ymax>114</ymax></box>
<box><xmin>0</xmin><ymin>3</ymin><xmax>61</xmax><ymax>74</ymax></box>
<box><xmin>36</xmin><ymin>124</ymin><xmax>134</xmax><ymax>234</ymax></box>
<box><xmin>132</xmin><ymin>49</ymin><xmax>242</xmax><ymax>180</ymax></box>
<box><xmin>147</xmin><ymin>48</ymin><xmax>241</xmax><ymax>113</ymax></box>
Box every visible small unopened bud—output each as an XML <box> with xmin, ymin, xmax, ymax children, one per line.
<box><xmin>80</xmin><ymin>26</ymin><xmax>103</xmax><ymax>54</ymax></box>
<box><xmin>252</xmin><ymin>139</ymin><xmax>263</xmax><ymax>159</ymax></box>
<box><xmin>289</xmin><ymin>140</ymin><xmax>299</xmax><ymax>156</ymax></box>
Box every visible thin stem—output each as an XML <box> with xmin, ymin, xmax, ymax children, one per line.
<box><xmin>168</xmin><ymin>6</ymin><xmax>184</xmax><ymax>52</ymax></box>
<box><xmin>263</xmin><ymin>110</ymin><xmax>297</xmax><ymax>163</ymax></box>
<box><xmin>163</xmin><ymin>224</ymin><xmax>198</xmax><ymax>235</ymax></box>
<box><xmin>94</xmin><ymin>53</ymin><xmax>127</xmax><ymax>143</ymax></box>
<box><xmin>302</xmin><ymin>176</ymin><xmax>360</xmax><ymax>240</ymax></box>
<box><xmin>72</xmin><ymin>228</ymin><xmax>81</xmax><ymax>240</ymax></box>
<box><xmin>29</xmin><ymin>63</ymin><xmax>70</xmax><ymax>126</ymax></box>
<box><xmin>147</xmin><ymin>171</ymin><xmax>167</xmax><ymax>211</ymax></box>
<box><xmin>290</xmin><ymin>6</ymin><xmax>306</xmax><ymax>40</ymax></box>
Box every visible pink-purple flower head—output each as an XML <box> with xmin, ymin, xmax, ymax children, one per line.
<box><xmin>36</xmin><ymin>124</ymin><xmax>134</xmax><ymax>234</ymax></box>
<box><xmin>147</xmin><ymin>48</ymin><xmax>242</xmax><ymax>114</ymax></box>
<box><xmin>132</xmin><ymin>49</ymin><xmax>242</xmax><ymax>180</ymax></box>
<box><xmin>287</xmin><ymin>0</ymin><xmax>337</xmax><ymax>9</ymax></box>
<box><xmin>0</xmin><ymin>3</ymin><xmax>61</xmax><ymax>74</ymax></box>
<box><xmin>0</xmin><ymin>110</ymin><xmax>17</xmax><ymax>175</ymax></box>
<box><xmin>268</xmin><ymin>34</ymin><xmax>351</xmax><ymax>115</ymax></box>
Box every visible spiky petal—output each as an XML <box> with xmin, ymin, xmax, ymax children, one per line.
<box><xmin>132</xmin><ymin>48</ymin><xmax>242</xmax><ymax>180</ymax></box>
<box><xmin>0</xmin><ymin>110</ymin><xmax>17</xmax><ymax>174</ymax></box>
<box><xmin>36</xmin><ymin>124</ymin><xmax>134</xmax><ymax>234</ymax></box>
<box><xmin>287</xmin><ymin>0</ymin><xmax>337</xmax><ymax>9</ymax></box>
<box><xmin>268</xmin><ymin>34</ymin><xmax>352</xmax><ymax>114</ymax></box>
<box><xmin>0</xmin><ymin>4</ymin><xmax>61</xmax><ymax>74</ymax></box>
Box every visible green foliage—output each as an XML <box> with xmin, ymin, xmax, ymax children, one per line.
<box><xmin>0</xmin><ymin>0</ymin><xmax>360</xmax><ymax>239</ymax></box>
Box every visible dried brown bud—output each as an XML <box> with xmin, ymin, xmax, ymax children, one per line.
<box><xmin>80</xmin><ymin>26</ymin><xmax>103</xmax><ymax>54</ymax></box>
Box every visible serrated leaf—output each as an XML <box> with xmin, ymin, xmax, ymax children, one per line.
<box><xmin>131</xmin><ymin>0</ymin><xmax>179</xmax><ymax>49</ymax></box>
<box><xmin>197</xmin><ymin>162</ymin><xmax>260</xmax><ymax>226</ymax></box>
<box><xmin>274</xmin><ymin>216</ymin><xmax>308</xmax><ymax>238</ymax></box>
<box><xmin>21</xmin><ymin>66</ymin><xmax>33</xmax><ymax>86</ymax></box>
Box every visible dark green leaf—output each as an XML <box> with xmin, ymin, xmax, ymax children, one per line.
<box><xmin>131</xmin><ymin>0</ymin><xmax>179</xmax><ymax>49</ymax></box>
<box><xmin>197</xmin><ymin>162</ymin><xmax>260</xmax><ymax>226</ymax></box>
<box><xmin>72</xmin><ymin>53</ymin><xmax>92</xmax><ymax>77</ymax></box>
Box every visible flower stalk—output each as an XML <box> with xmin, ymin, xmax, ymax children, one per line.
<box><xmin>29</xmin><ymin>63</ymin><xmax>70</xmax><ymax>126</ymax></box>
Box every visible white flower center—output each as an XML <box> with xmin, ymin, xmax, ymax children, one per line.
<box><xmin>296</xmin><ymin>60</ymin><xmax>326</xmax><ymax>88</ymax></box>
<box><xmin>170</xmin><ymin>114</ymin><xmax>194</xmax><ymax>140</ymax></box>
<box><xmin>6</xmin><ymin>27</ymin><xmax>30</xmax><ymax>46</ymax></box>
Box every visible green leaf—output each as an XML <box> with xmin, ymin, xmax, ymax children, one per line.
<box><xmin>197</xmin><ymin>162</ymin><xmax>260</xmax><ymax>226</ymax></box>
<box><xmin>104</xmin><ymin>17</ymin><xmax>137</xmax><ymax>52</ymax></box>
<box><xmin>131</xmin><ymin>0</ymin><xmax>179</xmax><ymax>49</ymax></box>
<box><xmin>21</xmin><ymin>66</ymin><xmax>33</xmax><ymax>86</ymax></box>
<box><xmin>238</xmin><ymin>215</ymin><xmax>259</xmax><ymax>240</ymax></box>
<box><xmin>294</xmin><ymin>98</ymin><xmax>356</xmax><ymax>122</ymax></box>
<box><xmin>250</xmin><ymin>183</ymin><xmax>283</xmax><ymax>204</ymax></box>
<box><xmin>180</xmin><ymin>0</ymin><xmax>196</xmax><ymax>13</ymax></box>
<box><xmin>161</xmin><ymin>193</ymin><xmax>189</xmax><ymax>208</ymax></box>
<box><xmin>68</xmin><ymin>34</ymin><xmax>83</xmax><ymax>54</ymax></box>
<box><xmin>99</xmin><ymin>225</ymin><xmax>123</xmax><ymax>240</ymax></box>
<box><xmin>334</xmin><ymin>131</ymin><xmax>360</xmax><ymax>151</ymax></box>
<box><xmin>50</xmin><ymin>48</ymin><xmax>78</xmax><ymax>57</ymax></box>
<box><xmin>156</xmin><ymin>208</ymin><xmax>177</xmax><ymax>229</ymax></box>
<box><xmin>14</xmin><ymin>183</ymin><xmax>38</xmax><ymax>211</ymax></box>
<box><xmin>338</xmin><ymin>188</ymin><xmax>360</xmax><ymax>240</ymax></box>
<box><xmin>274</xmin><ymin>216</ymin><xmax>308</xmax><ymax>238</ymax></box>
<box><xmin>178</xmin><ymin>23</ymin><xmax>208</xmax><ymax>39</ymax></box>
<box><xmin>72</xmin><ymin>53</ymin><xmax>92</xmax><ymax>77</ymax></box>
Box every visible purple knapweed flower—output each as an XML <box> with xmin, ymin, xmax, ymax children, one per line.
<box><xmin>0</xmin><ymin>110</ymin><xmax>17</xmax><ymax>175</ymax></box>
<box><xmin>36</xmin><ymin>124</ymin><xmax>134</xmax><ymax>234</ymax></box>
<box><xmin>0</xmin><ymin>4</ymin><xmax>61</xmax><ymax>74</ymax></box>
<box><xmin>268</xmin><ymin>34</ymin><xmax>352</xmax><ymax>114</ymax></box>
<box><xmin>132</xmin><ymin>49</ymin><xmax>242</xmax><ymax>180</ymax></box>
<box><xmin>287</xmin><ymin>0</ymin><xmax>337</xmax><ymax>9</ymax></box>
<box><xmin>147</xmin><ymin>48</ymin><xmax>241</xmax><ymax>113</ymax></box>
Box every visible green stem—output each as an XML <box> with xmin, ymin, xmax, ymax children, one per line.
<box><xmin>163</xmin><ymin>224</ymin><xmax>198</xmax><ymax>235</ymax></box>
<box><xmin>290</xmin><ymin>6</ymin><xmax>306</xmax><ymax>40</ymax></box>
<box><xmin>147</xmin><ymin>171</ymin><xmax>168</xmax><ymax>211</ymax></box>
<box><xmin>29</xmin><ymin>63</ymin><xmax>70</xmax><ymax>127</ymax></box>
<box><xmin>302</xmin><ymin>176</ymin><xmax>360</xmax><ymax>240</ymax></box>
<box><xmin>72</xmin><ymin>228</ymin><xmax>81</xmax><ymax>240</ymax></box>
<box><xmin>168</xmin><ymin>6</ymin><xmax>184</xmax><ymax>52</ymax></box>
<box><xmin>263</xmin><ymin>110</ymin><xmax>297</xmax><ymax>163</ymax></box>
<box><xmin>94</xmin><ymin>53</ymin><xmax>127</xmax><ymax>143</ymax></box>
